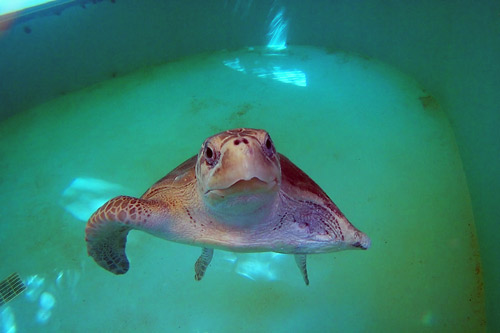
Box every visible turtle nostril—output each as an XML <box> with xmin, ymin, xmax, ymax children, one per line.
<box><xmin>234</xmin><ymin>139</ymin><xmax>240</xmax><ymax>145</ymax></box>
<box><xmin>242</xmin><ymin>138</ymin><xmax>249</xmax><ymax>144</ymax></box>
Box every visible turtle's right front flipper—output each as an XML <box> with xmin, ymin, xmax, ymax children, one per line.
<box><xmin>85</xmin><ymin>196</ymin><xmax>165</xmax><ymax>274</ymax></box>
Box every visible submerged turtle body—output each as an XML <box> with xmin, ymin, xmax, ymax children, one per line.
<box><xmin>85</xmin><ymin>128</ymin><xmax>370</xmax><ymax>285</ymax></box>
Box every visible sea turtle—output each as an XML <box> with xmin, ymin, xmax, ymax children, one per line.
<box><xmin>85</xmin><ymin>128</ymin><xmax>370</xmax><ymax>285</ymax></box>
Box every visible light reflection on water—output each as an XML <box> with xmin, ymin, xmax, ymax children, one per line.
<box><xmin>223</xmin><ymin>252</ymin><xmax>286</xmax><ymax>282</ymax></box>
<box><xmin>223</xmin><ymin>56</ymin><xmax>307</xmax><ymax>87</ymax></box>
<box><xmin>0</xmin><ymin>269</ymin><xmax>82</xmax><ymax>332</ymax></box>
<box><xmin>60</xmin><ymin>177</ymin><xmax>129</xmax><ymax>222</ymax></box>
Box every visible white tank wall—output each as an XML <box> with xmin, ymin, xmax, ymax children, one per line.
<box><xmin>1</xmin><ymin>0</ymin><xmax>498</xmax><ymax>330</ymax></box>
<box><xmin>0</xmin><ymin>0</ymin><xmax>273</xmax><ymax>119</ymax></box>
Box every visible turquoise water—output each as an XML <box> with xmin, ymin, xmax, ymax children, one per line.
<box><xmin>0</xmin><ymin>46</ymin><xmax>484</xmax><ymax>331</ymax></box>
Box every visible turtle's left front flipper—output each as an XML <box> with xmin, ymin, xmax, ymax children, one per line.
<box><xmin>85</xmin><ymin>196</ymin><xmax>166</xmax><ymax>274</ymax></box>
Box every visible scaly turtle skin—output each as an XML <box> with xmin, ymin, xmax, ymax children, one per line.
<box><xmin>85</xmin><ymin>128</ymin><xmax>370</xmax><ymax>285</ymax></box>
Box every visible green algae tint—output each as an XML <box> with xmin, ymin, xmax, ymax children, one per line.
<box><xmin>0</xmin><ymin>46</ymin><xmax>484</xmax><ymax>331</ymax></box>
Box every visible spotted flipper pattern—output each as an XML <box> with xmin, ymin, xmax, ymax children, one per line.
<box><xmin>85</xmin><ymin>196</ymin><xmax>161</xmax><ymax>274</ymax></box>
<box><xmin>194</xmin><ymin>247</ymin><xmax>214</xmax><ymax>281</ymax></box>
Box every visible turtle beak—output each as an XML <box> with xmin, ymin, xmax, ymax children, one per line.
<box><xmin>204</xmin><ymin>138</ymin><xmax>281</xmax><ymax>195</ymax></box>
<box><xmin>206</xmin><ymin>177</ymin><xmax>279</xmax><ymax>197</ymax></box>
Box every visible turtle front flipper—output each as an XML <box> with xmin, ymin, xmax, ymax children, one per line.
<box><xmin>85</xmin><ymin>196</ymin><xmax>164</xmax><ymax>274</ymax></box>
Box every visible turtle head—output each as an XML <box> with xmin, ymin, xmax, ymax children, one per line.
<box><xmin>195</xmin><ymin>128</ymin><xmax>281</xmax><ymax>224</ymax></box>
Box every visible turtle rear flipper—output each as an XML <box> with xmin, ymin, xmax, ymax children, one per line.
<box><xmin>294</xmin><ymin>254</ymin><xmax>310</xmax><ymax>285</ymax></box>
<box><xmin>194</xmin><ymin>247</ymin><xmax>214</xmax><ymax>281</ymax></box>
<box><xmin>85</xmin><ymin>196</ymin><xmax>163</xmax><ymax>274</ymax></box>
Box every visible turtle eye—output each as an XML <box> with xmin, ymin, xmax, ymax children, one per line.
<box><xmin>204</xmin><ymin>144</ymin><xmax>217</xmax><ymax>166</ymax></box>
<box><xmin>263</xmin><ymin>135</ymin><xmax>275</xmax><ymax>157</ymax></box>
